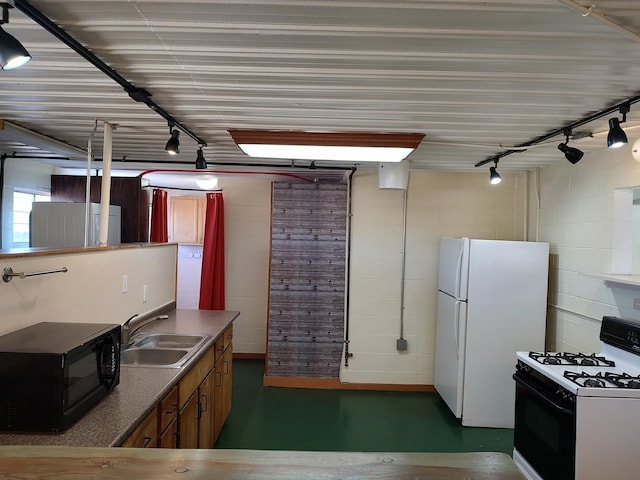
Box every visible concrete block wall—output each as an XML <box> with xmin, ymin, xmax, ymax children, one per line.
<box><xmin>534</xmin><ymin>134</ymin><xmax>640</xmax><ymax>353</ymax></box>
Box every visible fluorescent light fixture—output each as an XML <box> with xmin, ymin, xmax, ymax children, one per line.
<box><xmin>228</xmin><ymin>130</ymin><xmax>424</xmax><ymax>163</ymax></box>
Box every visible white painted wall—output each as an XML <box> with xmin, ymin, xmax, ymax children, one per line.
<box><xmin>0</xmin><ymin>244</ymin><xmax>177</xmax><ymax>336</ymax></box>
<box><xmin>341</xmin><ymin>169</ymin><xmax>524</xmax><ymax>385</ymax></box>
<box><xmin>532</xmin><ymin>134</ymin><xmax>640</xmax><ymax>354</ymax></box>
<box><xmin>167</xmin><ymin>177</ymin><xmax>272</xmax><ymax>355</ymax></box>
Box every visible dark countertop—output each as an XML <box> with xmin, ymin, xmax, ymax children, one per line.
<box><xmin>0</xmin><ymin>309</ymin><xmax>239</xmax><ymax>447</ymax></box>
<box><xmin>0</xmin><ymin>447</ymin><xmax>525</xmax><ymax>479</ymax></box>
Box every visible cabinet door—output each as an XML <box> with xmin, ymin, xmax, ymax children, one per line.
<box><xmin>198</xmin><ymin>371</ymin><xmax>216</xmax><ymax>449</ymax></box>
<box><xmin>222</xmin><ymin>343</ymin><xmax>233</xmax><ymax>422</ymax></box>
<box><xmin>213</xmin><ymin>359</ymin><xmax>224</xmax><ymax>441</ymax></box>
<box><xmin>170</xmin><ymin>196</ymin><xmax>206</xmax><ymax>244</ymax></box>
<box><xmin>158</xmin><ymin>386</ymin><xmax>179</xmax><ymax>434</ymax></box>
<box><xmin>179</xmin><ymin>392</ymin><xmax>200</xmax><ymax>449</ymax></box>
<box><xmin>158</xmin><ymin>419</ymin><xmax>178</xmax><ymax>448</ymax></box>
<box><xmin>121</xmin><ymin>410</ymin><xmax>158</xmax><ymax>448</ymax></box>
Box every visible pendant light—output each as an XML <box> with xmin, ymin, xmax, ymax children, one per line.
<box><xmin>489</xmin><ymin>161</ymin><xmax>502</xmax><ymax>185</ymax></box>
<box><xmin>0</xmin><ymin>1</ymin><xmax>31</xmax><ymax>70</ymax></box>
<box><xmin>164</xmin><ymin>124</ymin><xmax>180</xmax><ymax>155</ymax></box>
<box><xmin>195</xmin><ymin>146</ymin><xmax>207</xmax><ymax>169</ymax></box>
<box><xmin>558</xmin><ymin>129</ymin><xmax>584</xmax><ymax>164</ymax></box>
<box><xmin>607</xmin><ymin>103</ymin><xmax>630</xmax><ymax>149</ymax></box>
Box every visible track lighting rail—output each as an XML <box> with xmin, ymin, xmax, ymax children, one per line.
<box><xmin>475</xmin><ymin>94</ymin><xmax>640</xmax><ymax>168</ymax></box>
<box><xmin>14</xmin><ymin>0</ymin><xmax>206</xmax><ymax>147</ymax></box>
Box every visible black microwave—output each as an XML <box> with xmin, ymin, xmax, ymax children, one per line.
<box><xmin>0</xmin><ymin>322</ymin><xmax>121</xmax><ymax>432</ymax></box>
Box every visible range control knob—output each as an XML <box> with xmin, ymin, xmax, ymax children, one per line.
<box><xmin>516</xmin><ymin>361</ymin><xmax>532</xmax><ymax>374</ymax></box>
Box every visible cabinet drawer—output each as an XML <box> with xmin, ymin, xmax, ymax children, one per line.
<box><xmin>158</xmin><ymin>386</ymin><xmax>179</xmax><ymax>434</ymax></box>
<box><xmin>122</xmin><ymin>410</ymin><xmax>158</xmax><ymax>448</ymax></box>
<box><xmin>215</xmin><ymin>325</ymin><xmax>233</xmax><ymax>362</ymax></box>
<box><xmin>179</xmin><ymin>346</ymin><xmax>215</xmax><ymax>408</ymax></box>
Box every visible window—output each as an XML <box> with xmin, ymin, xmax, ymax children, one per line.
<box><xmin>13</xmin><ymin>191</ymin><xmax>50</xmax><ymax>247</ymax></box>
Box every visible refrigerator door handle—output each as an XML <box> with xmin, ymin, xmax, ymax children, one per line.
<box><xmin>455</xmin><ymin>243</ymin><xmax>464</xmax><ymax>299</ymax></box>
<box><xmin>454</xmin><ymin>300</ymin><xmax>461</xmax><ymax>358</ymax></box>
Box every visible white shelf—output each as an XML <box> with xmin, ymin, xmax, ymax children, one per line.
<box><xmin>581</xmin><ymin>272</ymin><xmax>640</xmax><ymax>287</ymax></box>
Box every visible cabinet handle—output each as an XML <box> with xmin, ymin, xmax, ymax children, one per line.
<box><xmin>224</xmin><ymin>360</ymin><xmax>229</xmax><ymax>374</ymax></box>
<box><xmin>215</xmin><ymin>371</ymin><xmax>222</xmax><ymax>387</ymax></box>
<box><xmin>142</xmin><ymin>436</ymin><xmax>153</xmax><ymax>448</ymax></box>
<box><xmin>199</xmin><ymin>393</ymin><xmax>208</xmax><ymax>416</ymax></box>
<box><xmin>166</xmin><ymin>403</ymin><xmax>178</xmax><ymax>415</ymax></box>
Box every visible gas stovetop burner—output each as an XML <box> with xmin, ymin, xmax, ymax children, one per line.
<box><xmin>563</xmin><ymin>371</ymin><xmax>640</xmax><ymax>388</ymax></box>
<box><xmin>604</xmin><ymin>372</ymin><xmax>640</xmax><ymax>389</ymax></box>
<box><xmin>529</xmin><ymin>351</ymin><xmax>616</xmax><ymax>367</ymax></box>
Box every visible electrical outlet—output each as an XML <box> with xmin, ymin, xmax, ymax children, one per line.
<box><xmin>634</xmin><ymin>298</ymin><xmax>640</xmax><ymax>310</ymax></box>
<box><xmin>143</xmin><ymin>284</ymin><xmax>149</xmax><ymax>303</ymax></box>
<box><xmin>122</xmin><ymin>275</ymin><xmax>128</xmax><ymax>293</ymax></box>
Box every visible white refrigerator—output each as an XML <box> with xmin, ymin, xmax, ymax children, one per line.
<box><xmin>433</xmin><ymin>237</ymin><xmax>549</xmax><ymax>428</ymax></box>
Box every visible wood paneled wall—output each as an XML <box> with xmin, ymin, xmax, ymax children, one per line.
<box><xmin>51</xmin><ymin>175</ymin><xmax>150</xmax><ymax>243</ymax></box>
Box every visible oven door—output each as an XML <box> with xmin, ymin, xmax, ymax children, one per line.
<box><xmin>513</xmin><ymin>370</ymin><xmax>576</xmax><ymax>480</ymax></box>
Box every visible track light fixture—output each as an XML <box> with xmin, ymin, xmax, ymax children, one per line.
<box><xmin>195</xmin><ymin>146</ymin><xmax>207</xmax><ymax>169</ymax></box>
<box><xmin>489</xmin><ymin>161</ymin><xmax>502</xmax><ymax>185</ymax></box>
<box><xmin>0</xmin><ymin>1</ymin><xmax>31</xmax><ymax>70</ymax></box>
<box><xmin>558</xmin><ymin>128</ymin><xmax>584</xmax><ymax>164</ymax></box>
<box><xmin>607</xmin><ymin>103</ymin><xmax>629</xmax><ymax>149</ymax></box>
<box><xmin>164</xmin><ymin>123</ymin><xmax>180</xmax><ymax>155</ymax></box>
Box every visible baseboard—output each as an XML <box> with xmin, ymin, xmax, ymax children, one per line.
<box><xmin>263</xmin><ymin>374</ymin><xmax>435</xmax><ymax>392</ymax></box>
<box><xmin>233</xmin><ymin>352</ymin><xmax>266</xmax><ymax>360</ymax></box>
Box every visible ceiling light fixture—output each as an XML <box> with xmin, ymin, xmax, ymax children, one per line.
<box><xmin>228</xmin><ymin>130</ymin><xmax>425</xmax><ymax>163</ymax></box>
<box><xmin>475</xmin><ymin>96</ymin><xmax>640</xmax><ymax>169</ymax></box>
<box><xmin>195</xmin><ymin>175</ymin><xmax>219</xmax><ymax>190</ymax></box>
<box><xmin>164</xmin><ymin>123</ymin><xmax>180</xmax><ymax>155</ymax></box>
<box><xmin>0</xmin><ymin>1</ymin><xmax>31</xmax><ymax>70</ymax></box>
<box><xmin>195</xmin><ymin>146</ymin><xmax>207</xmax><ymax>169</ymax></box>
<box><xmin>558</xmin><ymin>128</ymin><xmax>584</xmax><ymax>164</ymax></box>
<box><xmin>489</xmin><ymin>161</ymin><xmax>502</xmax><ymax>185</ymax></box>
<box><xmin>607</xmin><ymin>103</ymin><xmax>629</xmax><ymax>149</ymax></box>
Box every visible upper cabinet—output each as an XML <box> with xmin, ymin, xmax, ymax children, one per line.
<box><xmin>170</xmin><ymin>196</ymin><xmax>206</xmax><ymax>244</ymax></box>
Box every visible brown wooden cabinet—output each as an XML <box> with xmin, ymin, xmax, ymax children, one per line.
<box><xmin>178</xmin><ymin>391</ymin><xmax>200</xmax><ymax>448</ymax></box>
<box><xmin>120</xmin><ymin>326</ymin><xmax>232</xmax><ymax>449</ymax></box>
<box><xmin>198</xmin><ymin>371</ymin><xmax>216</xmax><ymax>449</ymax></box>
<box><xmin>121</xmin><ymin>410</ymin><xmax>157</xmax><ymax>448</ymax></box>
<box><xmin>170</xmin><ymin>196</ymin><xmax>206</xmax><ymax>244</ymax></box>
<box><xmin>214</xmin><ymin>325</ymin><xmax>233</xmax><ymax>440</ymax></box>
<box><xmin>157</xmin><ymin>386</ymin><xmax>179</xmax><ymax>449</ymax></box>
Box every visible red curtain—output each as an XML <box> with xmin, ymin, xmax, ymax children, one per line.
<box><xmin>150</xmin><ymin>188</ymin><xmax>168</xmax><ymax>242</ymax></box>
<box><xmin>199</xmin><ymin>192</ymin><xmax>225</xmax><ymax>310</ymax></box>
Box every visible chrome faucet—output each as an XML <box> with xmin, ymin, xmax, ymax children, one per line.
<box><xmin>121</xmin><ymin>313</ymin><xmax>169</xmax><ymax>347</ymax></box>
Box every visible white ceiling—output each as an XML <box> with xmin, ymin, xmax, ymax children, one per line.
<box><xmin>1</xmin><ymin>0</ymin><xmax>640</xmax><ymax>179</ymax></box>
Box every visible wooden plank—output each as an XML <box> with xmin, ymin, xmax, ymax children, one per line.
<box><xmin>0</xmin><ymin>447</ymin><xmax>525</xmax><ymax>479</ymax></box>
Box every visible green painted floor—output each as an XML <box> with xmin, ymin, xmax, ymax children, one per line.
<box><xmin>215</xmin><ymin>359</ymin><xmax>514</xmax><ymax>455</ymax></box>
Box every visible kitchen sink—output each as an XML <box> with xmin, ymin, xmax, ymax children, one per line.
<box><xmin>120</xmin><ymin>333</ymin><xmax>210</xmax><ymax>368</ymax></box>
<box><xmin>133</xmin><ymin>333</ymin><xmax>207</xmax><ymax>349</ymax></box>
<box><xmin>120</xmin><ymin>348</ymin><xmax>189</xmax><ymax>367</ymax></box>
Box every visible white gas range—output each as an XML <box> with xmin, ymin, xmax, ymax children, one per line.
<box><xmin>512</xmin><ymin>316</ymin><xmax>640</xmax><ymax>480</ymax></box>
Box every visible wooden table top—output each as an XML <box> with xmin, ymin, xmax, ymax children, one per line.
<box><xmin>0</xmin><ymin>446</ymin><xmax>525</xmax><ymax>479</ymax></box>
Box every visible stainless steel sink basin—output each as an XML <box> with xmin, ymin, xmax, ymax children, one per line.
<box><xmin>120</xmin><ymin>348</ymin><xmax>190</xmax><ymax>367</ymax></box>
<box><xmin>133</xmin><ymin>333</ymin><xmax>206</xmax><ymax>349</ymax></box>
<box><xmin>120</xmin><ymin>333</ymin><xmax>210</xmax><ymax>368</ymax></box>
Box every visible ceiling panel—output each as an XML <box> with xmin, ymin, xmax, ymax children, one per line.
<box><xmin>0</xmin><ymin>0</ymin><xmax>639</xmax><ymax>177</ymax></box>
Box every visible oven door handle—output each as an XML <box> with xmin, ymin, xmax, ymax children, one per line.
<box><xmin>513</xmin><ymin>372</ymin><xmax>575</xmax><ymax>416</ymax></box>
